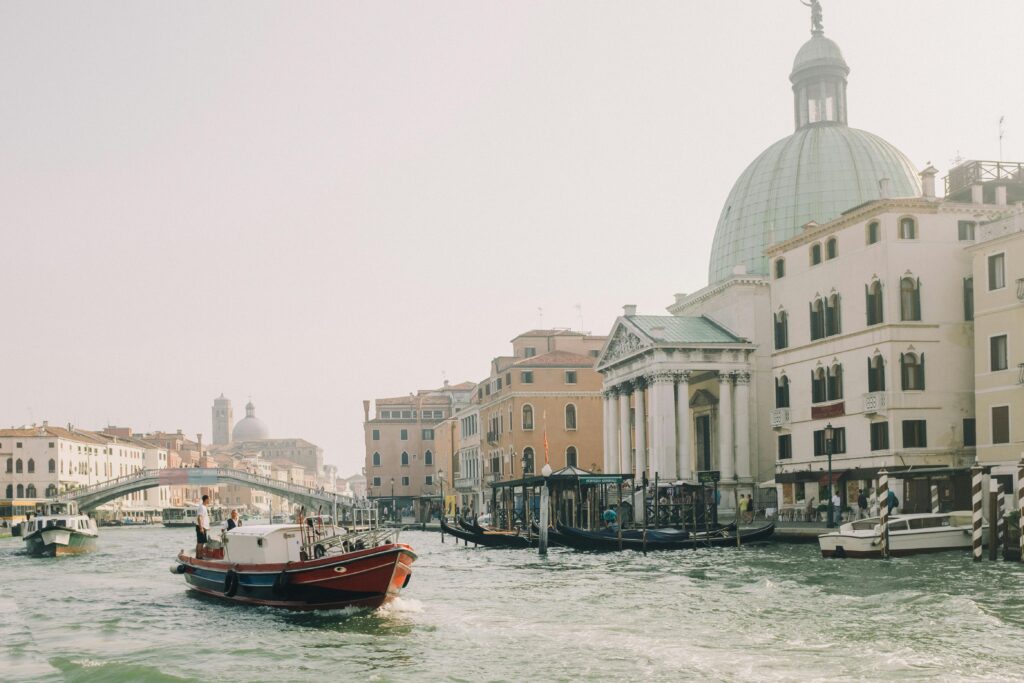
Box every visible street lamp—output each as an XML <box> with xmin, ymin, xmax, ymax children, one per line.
<box><xmin>390</xmin><ymin>477</ymin><xmax>395</xmax><ymax>522</ymax></box>
<box><xmin>825</xmin><ymin>422</ymin><xmax>835</xmax><ymax>528</ymax></box>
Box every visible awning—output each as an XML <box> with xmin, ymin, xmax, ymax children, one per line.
<box><xmin>818</xmin><ymin>471</ymin><xmax>848</xmax><ymax>486</ymax></box>
<box><xmin>758</xmin><ymin>479</ymin><xmax>776</xmax><ymax>489</ymax></box>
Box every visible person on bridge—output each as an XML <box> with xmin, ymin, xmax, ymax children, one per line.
<box><xmin>227</xmin><ymin>509</ymin><xmax>241</xmax><ymax>531</ymax></box>
<box><xmin>195</xmin><ymin>494</ymin><xmax>210</xmax><ymax>559</ymax></box>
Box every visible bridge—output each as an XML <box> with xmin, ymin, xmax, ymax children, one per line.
<box><xmin>55</xmin><ymin>467</ymin><xmax>356</xmax><ymax>515</ymax></box>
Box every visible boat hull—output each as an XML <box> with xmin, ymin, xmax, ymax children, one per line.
<box><xmin>175</xmin><ymin>543</ymin><xmax>416</xmax><ymax>611</ymax></box>
<box><xmin>24</xmin><ymin>529</ymin><xmax>98</xmax><ymax>557</ymax></box>
<box><xmin>441</xmin><ymin>518</ymin><xmax>533</xmax><ymax>548</ymax></box>
<box><xmin>820</xmin><ymin>525</ymin><xmax>984</xmax><ymax>558</ymax></box>
<box><xmin>555</xmin><ymin>522</ymin><xmax>774</xmax><ymax>552</ymax></box>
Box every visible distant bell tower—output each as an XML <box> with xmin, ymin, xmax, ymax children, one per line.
<box><xmin>212</xmin><ymin>394</ymin><xmax>233</xmax><ymax>445</ymax></box>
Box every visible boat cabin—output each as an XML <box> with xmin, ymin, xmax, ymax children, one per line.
<box><xmin>36</xmin><ymin>501</ymin><xmax>79</xmax><ymax>516</ymax></box>
<box><xmin>222</xmin><ymin>524</ymin><xmax>304</xmax><ymax>564</ymax></box>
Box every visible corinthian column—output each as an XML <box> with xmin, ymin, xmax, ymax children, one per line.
<box><xmin>602</xmin><ymin>389</ymin><xmax>616</xmax><ymax>473</ymax></box>
<box><xmin>734</xmin><ymin>371</ymin><xmax>752</xmax><ymax>480</ymax></box>
<box><xmin>718</xmin><ymin>372</ymin><xmax>735</xmax><ymax>481</ymax></box>
<box><xmin>676</xmin><ymin>371</ymin><xmax>692</xmax><ymax>481</ymax></box>
<box><xmin>618</xmin><ymin>386</ymin><xmax>633</xmax><ymax>475</ymax></box>
<box><xmin>633</xmin><ymin>378</ymin><xmax>647</xmax><ymax>479</ymax></box>
<box><xmin>650</xmin><ymin>372</ymin><xmax>677</xmax><ymax>480</ymax></box>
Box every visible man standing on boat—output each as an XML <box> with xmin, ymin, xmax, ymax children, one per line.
<box><xmin>195</xmin><ymin>494</ymin><xmax>211</xmax><ymax>559</ymax></box>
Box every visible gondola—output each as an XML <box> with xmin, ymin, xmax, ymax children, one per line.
<box><xmin>441</xmin><ymin>517</ymin><xmax>532</xmax><ymax>549</ymax></box>
<box><xmin>554</xmin><ymin>521</ymin><xmax>774</xmax><ymax>552</ymax></box>
<box><xmin>457</xmin><ymin>516</ymin><xmax>489</xmax><ymax>535</ymax></box>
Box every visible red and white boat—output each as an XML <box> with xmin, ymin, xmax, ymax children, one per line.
<box><xmin>172</xmin><ymin>522</ymin><xmax>416</xmax><ymax>610</ymax></box>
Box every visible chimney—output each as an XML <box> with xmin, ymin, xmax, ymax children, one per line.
<box><xmin>622</xmin><ymin>304</ymin><xmax>637</xmax><ymax>317</ymax></box>
<box><xmin>995</xmin><ymin>185</ymin><xmax>1007</xmax><ymax>206</ymax></box>
<box><xmin>919</xmin><ymin>165</ymin><xmax>938</xmax><ymax>199</ymax></box>
<box><xmin>971</xmin><ymin>183</ymin><xmax>984</xmax><ymax>204</ymax></box>
<box><xmin>363</xmin><ymin>400</ymin><xmax>370</xmax><ymax>421</ymax></box>
<box><xmin>878</xmin><ymin>177</ymin><xmax>892</xmax><ymax>198</ymax></box>
<box><xmin>674</xmin><ymin>292</ymin><xmax>688</xmax><ymax>304</ymax></box>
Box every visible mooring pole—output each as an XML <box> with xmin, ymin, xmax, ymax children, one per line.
<box><xmin>878</xmin><ymin>469</ymin><xmax>889</xmax><ymax>560</ymax></box>
<box><xmin>930</xmin><ymin>483</ymin><xmax>940</xmax><ymax>514</ymax></box>
<box><xmin>989</xmin><ymin>479</ymin><xmax>1000</xmax><ymax>561</ymax></box>
<box><xmin>972</xmin><ymin>466</ymin><xmax>984</xmax><ymax>562</ymax></box>
<box><xmin>1001</xmin><ymin>487</ymin><xmax>1010</xmax><ymax>560</ymax></box>
<box><xmin>538</xmin><ymin>466</ymin><xmax>551</xmax><ymax>556</ymax></box>
<box><xmin>1018</xmin><ymin>456</ymin><xmax>1024</xmax><ymax>563</ymax></box>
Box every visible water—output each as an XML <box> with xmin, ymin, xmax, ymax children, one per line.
<box><xmin>2</xmin><ymin>527</ymin><xmax>1024</xmax><ymax>682</ymax></box>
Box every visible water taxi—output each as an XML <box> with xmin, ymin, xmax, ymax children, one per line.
<box><xmin>22</xmin><ymin>501</ymin><xmax>98</xmax><ymax>557</ymax></box>
<box><xmin>161</xmin><ymin>505</ymin><xmax>199</xmax><ymax>527</ymax></box>
<box><xmin>818</xmin><ymin>511</ymin><xmax>984</xmax><ymax>558</ymax></box>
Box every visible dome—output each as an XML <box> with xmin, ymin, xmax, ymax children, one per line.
<box><xmin>232</xmin><ymin>401</ymin><xmax>269</xmax><ymax>442</ymax></box>
<box><xmin>791</xmin><ymin>34</ymin><xmax>847</xmax><ymax>76</ymax></box>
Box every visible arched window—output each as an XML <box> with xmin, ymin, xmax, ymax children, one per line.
<box><xmin>865</xmin><ymin>280</ymin><xmax>884</xmax><ymax>325</ymax></box>
<box><xmin>16</xmin><ymin>484</ymin><xmax>24</xmax><ymax>498</ymax></box>
<box><xmin>810</xmin><ymin>299</ymin><xmax>826</xmax><ymax>341</ymax></box>
<box><xmin>4</xmin><ymin>484</ymin><xmax>12</xmax><ymax>498</ymax></box>
<box><xmin>4</xmin><ymin>458</ymin><xmax>10</xmax><ymax>473</ymax></box>
<box><xmin>15</xmin><ymin>459</ymin><xmax>22</xmax><ymax>474</ymax></box>
<box><xmin>522</xmin><ymin>404</ymin><xmax>534</xmax><ymax>430</ymax></box>
<box><xmin>826</xmin><ymin>237</ymin><xmax>838</xmax><ymax>260</ymax></box>
<box><xmin>811</xmin><ymin>368</ymin><xmax>827</xmax><ymax>404</ymax></box>
<box><xmin>866</xmin><ymin>221</ymin><xmax>880</xmax><ymax>244</ymax></box>
<box><xmin>901</xmin><ymin>353</ymin><xmax>925</xmax><ymax>390</ymax></box>
<box><xmin>46</xmin><ymin>484</ymin><xmax>58</xmax><ymax>497</ymax></box>
<box><xmin>774</xmin><ymin>310</ymin><xmax>789</xmax><ymax>350</ymax></box>
<box><xmin>400</xmin><ymin>451</ymin><xmax>409</xmax><ymax>466</ymax></box>
<box><xmin>810</xmin><ymin>243</ymin><xmax>822</xmax><ymax>265</ymax></box>
<box><xmin>425</xmin><ymin>450</ymin><xmax>433</xmax><ymax>466</ymax></box>
<box><xmin>48</xmin><ymin>458</ymin><xmax>56</xmax><ymax>474</ymax></box>
<box><xmin>899</xmin><ymin>217</ymin><xmax>917</xmax><ymax>239</ymax></box>
<box><xmin>868</xmin><ymin>354</ymin><xmax>886</xmax><ymax>392</ymax></box>
<box><xmin>900</xmin><ymin>277</ymin><xmax>921</xmax><ymax>321</ymax></box>
<box><xmin>25</xmin><ymin>484</ymin><xmax>36</xmax><ymax>498</ymax></box>
<box><xmin>774</xmin><ymin>258</ymin><xmax>786</xmax><ymax>279</ymax></box>
<box><xmin>565</xmin><ymin>404</ymin><xmax>577</xmax><ymax>430</ymax></box>
<box><xmin>827</xmin><ymin>364</ymin><xmax>844</xmax><ymax>401</ymax></box>
<box><xmin>565</xmin><ymin>446</ymin><xmax>578</xmax><ymax>468</ymax></box>
<box><xmin>522</xmin><ymin>447</ymin><xmax>535</xmax><ymax>474</ymax></box>
<box><xmin>775</xmin><ymin>375</ymin><xmax>790</xmax><ymax>408</ymax></box>
<box><xmin>372</xmin><ymin>452</ymin><xmax>381</xmax><ymax>467</ymax></box>
<box><xmin>825</xmin><ymin>293</ymin><xmax>841</xmax><ymax>336</ymax></box>
<box><xmin>27</xmin><ymin>459</ymin><xmax>35</xmax><ymax>474</ymax></box>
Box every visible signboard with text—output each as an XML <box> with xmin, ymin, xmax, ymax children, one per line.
<box><xmin>697</xmin><ymin>470</ymin><xmax>720</xmax><ymax>484</ymax></box>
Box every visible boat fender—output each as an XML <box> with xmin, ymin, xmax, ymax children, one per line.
<box><xmin>314</xmin><ymin>544</ymin><xmax>326</xmax><ymax>559</ymax></box>
<box><xmin>170</xmin><ymin>564</ymin><xmax>189</xmax><ymax>575</ymax></box>
<box><xmin>224</xmin><ymin>570</ymin><xmax>240</xmax><ymax>597</ymax></box>
<box><xmin>272</xmin><ymin>569</ymin><xmax>290</xmax><ymax>597</ymax></box>
<box><xmin>402</xmin><ymin>574</ymin><xmax>411</xmax><ymax>589</ymax></box>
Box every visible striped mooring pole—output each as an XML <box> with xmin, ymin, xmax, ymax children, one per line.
<box><xmin>989</xmin><ymin>479</ymin><xmax>1000</xmax><ymax>561</ymax></box>
<box><xmin>1017</xmin><ymin>456</ymin><xmax>1024</xmax><ymax>563</ymax></box>
<box><xmin>930</xmin><ymin>483</ymin><xmax>940</xmax><ymax>514</ymax></box>
<box><xmin>1000</xmin><ymin>488</ymin><xmax>1010</xmax><ymax>555</ymax></box>
<box><xmin>878</xmin><ymin>469</ymin><xmax>889</xmax><ymax>559</ymax></box>
<box><xmin>972</xmin><ymin>466</ymin><xmax>984</xmax><ymax>562</ymax></box>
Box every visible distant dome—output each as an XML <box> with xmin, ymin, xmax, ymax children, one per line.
<box><xmin>232</xmin><ymin>401</ymin><xmax>269</xmax><ymax>441</ymax></box>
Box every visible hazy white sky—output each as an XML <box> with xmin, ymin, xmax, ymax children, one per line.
<box><xmin>2</xmin><ymin>1</ymin><xmax>1022</xmax><ymax>476</ymax></box>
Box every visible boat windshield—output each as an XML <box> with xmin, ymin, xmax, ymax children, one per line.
<box><xmin>849</xmin><ymin>519</ymin><xmax>880</xmax><ymax>531</ymax></box>
<box><xmin>906</xmin><ymin>516</ymin><xmax>950</xmax><ymax>529</ymax></box>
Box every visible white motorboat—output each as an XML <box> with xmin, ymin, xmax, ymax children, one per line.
<box><xmin>819</xmin><ymin>511</ymin><xmax>986</xmax><ymax>558</ymax></box>
<box><xmin>22</xmin><ymin>501</ymin><xmax>98</xmax><ymax>557</ymax></box>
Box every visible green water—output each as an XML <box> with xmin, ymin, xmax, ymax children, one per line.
<box><xmin>1</xmin><ymin>526</ymin><xmax>1023</xmax><ymax>682</ymax></box>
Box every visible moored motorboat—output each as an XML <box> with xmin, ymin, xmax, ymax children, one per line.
<box><xmin>22</xmin><ymin>501</ymin><xmax>98</xmax><ymax>557</ymax></box>
<box><xmin>172</xmin><ymin>523</ymin><xmax>416</xmax><ymax>610</ymax></box>
<box><xmin>818</xmin><ymin>511</ymin><xmax>985</xmax><ymax>558</ymax></box>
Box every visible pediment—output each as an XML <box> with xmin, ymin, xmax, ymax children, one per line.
<box><xmin>689</xmin><ymin>388</ymin><xmax>718</xmax><ymax>408</ymax></box>
<box><xmin>597</xmin><ymin>321</ymin><xmax>651</xmax><ymax>368</ymax></box>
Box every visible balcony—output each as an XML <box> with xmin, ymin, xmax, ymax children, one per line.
<box><xmin>769</xmin><ymin>408</ymin><xmax>791</xmax><ymax>429</ymax></box>
<box><xmin>863</xmin><ymin>391</ymin><xmax>888</xmax><ymax>414</ymax></box>
<box><xmin>454</xmin><ymin>475</ymin><xmax>480</xmax><ymax>492</ymax></box>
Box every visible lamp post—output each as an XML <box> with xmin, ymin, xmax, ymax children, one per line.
<box><xmin>438</xmin><ymin>469</ymin><xmax>445</xmax><ymax>543</ymax></box>
<box><xmin>390</xmin><ymin>477</ymin><xmax>395</xmax><ymax>523</ymax></box>
<box><xmin>825</xmin><ymin>422</ymin><xmax>835</xmax><ymax>528</ymax></box>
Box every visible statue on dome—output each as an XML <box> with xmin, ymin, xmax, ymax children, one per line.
<box><xmin>801</xmin><ymin>0</ymin><xmax>823</xmax><ymax>35</ymax></box>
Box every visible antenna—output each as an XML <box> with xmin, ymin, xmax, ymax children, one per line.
<box><xmin>950</xmin><ymin>150</ymin><xmax>963</xmax><ymax>167</ymax></box>
<box><xmin>999</xmin><ymin>116</ymin><xmax>1006</xmax><ymax>161</ymax></box>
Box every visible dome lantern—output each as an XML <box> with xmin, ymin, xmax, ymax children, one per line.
<box><xmin>790</xmin><ymin>2</ymin><xmax>849</xmax><ymax>130</ymax></box>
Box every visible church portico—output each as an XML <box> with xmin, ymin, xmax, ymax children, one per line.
<box><xmin>596</xmin><ymin>309</ymin><xmax>756</xmax><ymax>511</ymax></box>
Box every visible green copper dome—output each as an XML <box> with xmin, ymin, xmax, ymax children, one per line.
<box><xmin>706</xmin><ymin>29</ymin><xmax>921</xmax><ymax>284</ymax></box>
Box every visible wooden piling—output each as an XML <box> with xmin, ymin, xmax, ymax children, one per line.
<box><xmin>878</xmin><ymin>469</ymin><xmax>889</xmax><ymax>559</ymax></box>
<box><xmin>538</xmin><ymin>480</ymin><xmax>549</xmax><ymax>556</ymax></box>
<box><xmin>972</xmin><ymin>466</ymin><xmax>984</xmax><ymax>562</ymax></box>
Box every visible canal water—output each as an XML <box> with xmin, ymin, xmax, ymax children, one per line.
<box><xmin>2</xmin><ymin>526</ymin><xmax>1023</xmax><ymax>682</ymax></box>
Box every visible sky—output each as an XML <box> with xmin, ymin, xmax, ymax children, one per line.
<box><xmin>2</xmin><ymin>1</ymin><xmax>1022</xmax><ymax>477</ymax></box>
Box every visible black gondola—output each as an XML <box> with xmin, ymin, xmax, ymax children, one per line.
<box><xmin>440</xmin><ymin>517</ymin><xmax>533</xmax><ymax>548</ymax></box>
<box><xmin>555</xmin><ymin>521</ymin><xmax>774</xmax><ymax>552</ymax></box>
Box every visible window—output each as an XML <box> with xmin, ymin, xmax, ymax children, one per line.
<box><xmin>425</xmin><ymin>475</ymin><xmax>434</xmax><ymax>486</ymax></box>
<box><xmin>867</xmin><ymin>355</ymin><xmax>886</xmax><ymax>392</ymax></box>
<box><xmin>991</xmin><ymin>335</ymin><xmax>1008</xmax><ymax>371</ymax></box>
<box><xmin>372</xmin><ymin>429</ymin><xmax>380</xmax><ymax>441</ymax></box>
<box><xmin>867</xmin><ymin>221</ymin><xmax>880</xmax><ymax>244</ymax></box>
<box><xmin>401</xmin><ymin>452</ymin><xmax>409</xmax><ymax>466</ymax></box>
<box><xmin>813</xmin><ymin>427</ymin><xmax>846</xmax><ymax>455</ymax></box>
<box><xmin>4</xmin><ymin>484</ymin><xmax>11</xmax><ymax>498</ymax></box>
<box><xmin>774</xmin><ymin>258</ymin><xmax>785</xmax><ymax>279</ymax></box>
<box><xmin>992</xmin><ymin>406</ymin><xmax>1010</xmax><ymax>444</ymax></box>
<box><xmin>522</xmin><ymin>404</ymin><xmax>534</xmax><ymax>430</ymax></box>
<box><xmin>963</xmin><ymin>418</ymin><xmax>976</xmax><ymax>447</ymax></box>
<box><xmin>865</xmin><ymin>281</ymin><xmax>883</xmax><ymax>326</ymax></box>
<box><xmin>524</xmin><ymin>346</ymin><xmax>536</xmax><ymax>358</ymax></box>
<box><xmin>496</xmin><ymin>378</ymin><xmax>502</xmax><ymax>391</ymax></box>
<box><xmin>958</xmin><ymin>220</ymin><xmax>976</xmax><ymax>241</ymax></box>
<box><xmin>381</xmin><ymin>410</ymin><xmax>390</xmax><ymax>419</ymax></box>
<box><xmin>825</xmin><ymin>294</ymin><xmax>841</xmax><ymax>336</ymax></box>
<box><xmin>565</xmin><ymin>404</ymin><xmax>577</xmax><ymax>430</ymax></box>
<box><xmin>47</xmin><ymin>442</ymin><xmax>54</xmax><ymax>449</ymax></box>
<box><xmin>422</xmin><ymin>429</ymin><xmax>434</xmax><ymax>440</ymax></box>
<box><xmin>899</xmin><ymin>217</ymin><xmax>917</xmax><ymax>239</ymax></box>
<box><xmin>372</xmin><ymin>476</ymin><xmax>381</xmax><ymax>487</ymax></box>
<box><xmin>522</xmin><ymin>447</ymin><xmax>535</xmax><ymax>473</ymax></box>
<box><xmin>777</xmin><ymin>434</ymin><xmax>792</xmax><ymax>460</ymax></box>
<box><xmin>26</xmin><ymin>484</ymin><xmax>36</xmax><ymax>498</ymax></box>
<box><xmin>401</xmin><ymin>476</ymin><xmax>410</xmax><ymax>486</ymax></box>
<box><xmin>988</xmin><ymin>253</ymin><xmax>1006</xmax><ymax>290</ymax></box>
<box><xmin>400</xmin><ymin>429</ymin><xmax>408</xmax><ymax>441</ymax></box>
<box><xmin>870</xmin><ymin>422</ymin><xmax>889</xmax><ymax>451</ymax></box>
<box><xmin>826</xmin><ymin>364</ymin><xmax>844</xmax><ymax>401</ymax></box>
<box><xmin>401</xmin><ymin>410</ymin><xmax>412</xmax><ymax>419</ymax></box>
<box><xmin>902</xmin><ymin>420</ymin><xmax>927</xmax><ymax>448</ymax></box>
<box><xmin>810</xmin><ymin>243</ymin><xmax>822</xmax><ymax>265</ymax></box>
<box><xmin>16</xmin><ymin>484</ymin><xmax>24</xmax><ymax>498</ymax></box>
<box><xmin>809</xmin><ymin>299</ymin><xmax>826</xmax><ymax>341</ymax></box>
<box><xmin>811</xmin><ymin>368</ymin><xmax>827</xmax><ymax>404</ymax></box>
<box><xmin>775</xmin><ymin>376</ymin><xmax>790</xmax><ymax>408</ymax></box>
<box><xmin>565</xmin><ymin>371</ymin><xmax>577</xmax><ymax>385</ymax></box>
<box><xmin>826</xmin><ymin>237</ymin><xmax>838</xmax><ymax>260</ymax></box>
<box><xmin>774</xmin><ymin>310</ymin><xmax>789</xmax><ymax>350</ymax></box>
<box><xmin>15</xmin><ymin>459</ymin><xmax>22</xmax><ymax>474</ymax></box>
<box><xmin>420</xmin><ymin>450</ymin><xmax>430</xmax><ymax>466</ymax></box>
<box><xmin>521</xmin><ymin>371</ymin><xmax>534</xmax><ymax>384</ymax></box>
<box><xmin>900</xmin><ymin>353</ymin><xmax>925</xmax><ymax>390</ymax></box>
<box><xmin>16</xmin><ymin>442</ymin><xmax>21</xmax><ymax>448</ymax></box>
<box><xmin>900</xmin><ymin>277</ymin><xmax>921</xmax><ymax>321</ymax></box>
<box><xmin>372</xmin><ymin>452</ymin><xmax>381</xmax><ymax>467</ymax></box>
<box><xmin>565</xmin><ymin>446</ymin><xmax>578</xmax><ymax>467</ymax></box>
<box><xmin>48</xmin><ymin>458</ymin><xmax>54</xmax><ymax>474</ymax></box>
<box><xmin>45</xmin><ymin>484</ymin><xmax>57</xmax><ymax>497</ymax></box>
<box><xmin>963</xmin><ymin>277</ymin><xmax>974</xmax><ymax>321</ymax></box>
<box><xmin>506</xmin><ymin>373</ymin><xmax>511</xmax><ymax>386</ymax></box>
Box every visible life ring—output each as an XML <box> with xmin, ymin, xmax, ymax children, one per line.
<box><xmin>224</xmin><ymin>570</ymin><xmax>239</xmax><ymax>597</ymax></box>
<box><xmin>314</xmin><ymin>544</ymin><xmax>326</xmax><ymax>559</ymax></box>
<box><xmin>272</xmin><ymin>569</ymin><xmax>290</xmax><ymax>597</ymax></box>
